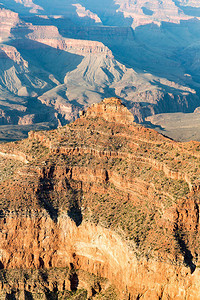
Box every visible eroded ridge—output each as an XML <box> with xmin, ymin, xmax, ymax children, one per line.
<box><xmin>0</xmin><ymin>98</ymin><xmax>200</xmax><ymax>299</ymax></box>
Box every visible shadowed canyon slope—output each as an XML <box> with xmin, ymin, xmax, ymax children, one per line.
<box><xmin>0</xmin><ymin>98</ymin><xmax>200</xmax><ymax>299</ymax></box>
<box><xmin>0</xmin><ymin>1</ymin><xmax>200</xmax><ymax>140</ymax></box>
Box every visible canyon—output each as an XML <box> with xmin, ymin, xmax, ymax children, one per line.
<box><xmin>1</xmin><ymin>1</ymin><xmax>200</xmax><ymax>298</ymax></box>
<box><xmin>0</xmin><ymin>1</ymin><xmax>200</xmax><ymax>140</ymax></box>
<box><xmin>0</xmin><ymin>98</ymin><xmax>200</xmax><ymax>299</ymax></box>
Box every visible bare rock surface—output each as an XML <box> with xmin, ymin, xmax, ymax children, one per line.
<box><xmin>0</xmin><ymin>98</ymin><xmax>200</xmax><ymax>299</ymax></box>
<box><xmin>146</xmin><ymin>111</ymin><xmax>200</xmax><ymax>142</ymax></box>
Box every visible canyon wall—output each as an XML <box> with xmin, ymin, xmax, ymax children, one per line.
<box><xmin>0</xmin><ymin>98</ymin><xmax>200</xmax><ymax>299</ymax></box>
<box><xmin>0</xmin><ymin>212</ymin><xmax>200</xmax><ymax>299</ymax></box>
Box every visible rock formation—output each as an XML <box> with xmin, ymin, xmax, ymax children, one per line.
<box><xmin>14</xmin><ymin>0</ymin><xmax>43</xmax><ymax>14</ymax></box>
<box><xmin>72</xmin><ymin>3</ymin><xmax>102</xmax><ymax>24</ymax></box>
<box><xmin>114</xmin><ymin>0</ymin><xmax>199</xmax><ymax>28</ymax></box>
<box><xmin>1</xmin><ymin>2</ymin><xmax>200</xmax><ymax>141</ymax></box>
<box><xmin>0</xmin><ymin>8</ymin><xmax>20</xmax><ymax>41</ymax></box>
<box><xmin>0</xmin><ymin>98</ymin><xmax>200</xmax><ymax>299</ymax></box>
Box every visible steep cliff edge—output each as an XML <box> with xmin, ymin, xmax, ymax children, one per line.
<box><xmin>0</xmin><ymin>97</ymin><xmax>200</xmax><ymax>299</ymax></box>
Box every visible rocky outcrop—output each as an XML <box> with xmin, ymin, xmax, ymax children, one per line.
<box><xmin>0</xmin><ymin>43</ymin><xmax>49</xmax><ymax>97</ymax></box>
<box><xmin>114</xmin><ymin>0</ymin><xmax>200</xmax><ymax>28</ymax></box>
<box><xmin>72</xmin><ymin>3</ymin><xmax>102</xmax><ymax>23</ymax></box>
<box><xmin>28</xmin><ymin>32</ymin><xmax>113</xmax><ymax>56</ymax></box>
<box><xmin>0</xmin><ymin>8</ymin><xmax>19</xmax><ymax>41</ymax></box>
<box><xmin>14</xmin><ymin>0</ymin><xmax>43</xmax><ymax>14</ymax></box>
<box><xmin>27</xmin><ymin>136</ymin><xmax>195</xmax><ymax>192</ymax></box>
<box><xmin>0</xmin><ymin>45</ymin><xmax>28</xmax><ymax>69</ymax></box>
<box><xmin>80</xmin><ymin>97</ymin><xmax>135</xmax><ymax>124</ymax></box>
<box><xmin>0</xmin><ymin>212</ymin><xmax>200</xmax><ymax>299</ymax></box>
<box><xmin>27</xmin><ymin>98</ymin><xmax>197</xmax><ymax>192</ymax></box>
<box><xmin>1</xmin><ymin>98</ymin><xmax>200</xmax><ymax>299</ymax></box>
<box><xmin>0</xmin><ymin>150</ymin><xmax>30</xmax><ymax>163</ymax></box>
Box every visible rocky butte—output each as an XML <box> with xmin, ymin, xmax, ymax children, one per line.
<box><xmin>0</xmin><ymin>97</ymin><xmax>200</xmax><ymax>299</ymax></box>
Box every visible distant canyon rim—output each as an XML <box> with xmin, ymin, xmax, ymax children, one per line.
<box><xmin>0</xmin><ymin>1</ymin><xmax>200</xmax><ymax>141</ymax></box>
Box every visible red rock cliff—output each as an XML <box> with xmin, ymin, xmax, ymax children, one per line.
<box><xmin>0</xmin><ymin>97</ymin><xmax>200</xmax><ymax>299</ymax></box>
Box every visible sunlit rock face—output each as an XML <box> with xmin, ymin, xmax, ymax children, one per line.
<box><xmin>14</xmin><ymin>0</ymin><xmax>43</xmax><ymax>13</ymax></box>
<box><xmin>72</xmin><ymin>3</ymin><xmax>102</xmax><ymax>23</ymax></box>
<box><xmin>114</xmin><ymin>0</ymin><xmax>194</xmax><ymax>27</ymax></box>
<box><xmin>0</xmin><ymin>8</ymin><xmax>20</xmax><ymax>41</ymax></box>
<box><xmin>0</xmin><ymin>98</ymin><xmax>200</xmax><ymax>298</ymax></box>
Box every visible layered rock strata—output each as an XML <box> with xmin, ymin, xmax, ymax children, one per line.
<box><xmin>0</xmin><ymin>98</ymin><xmax>200</xmax><ymax>299</ymax></box>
